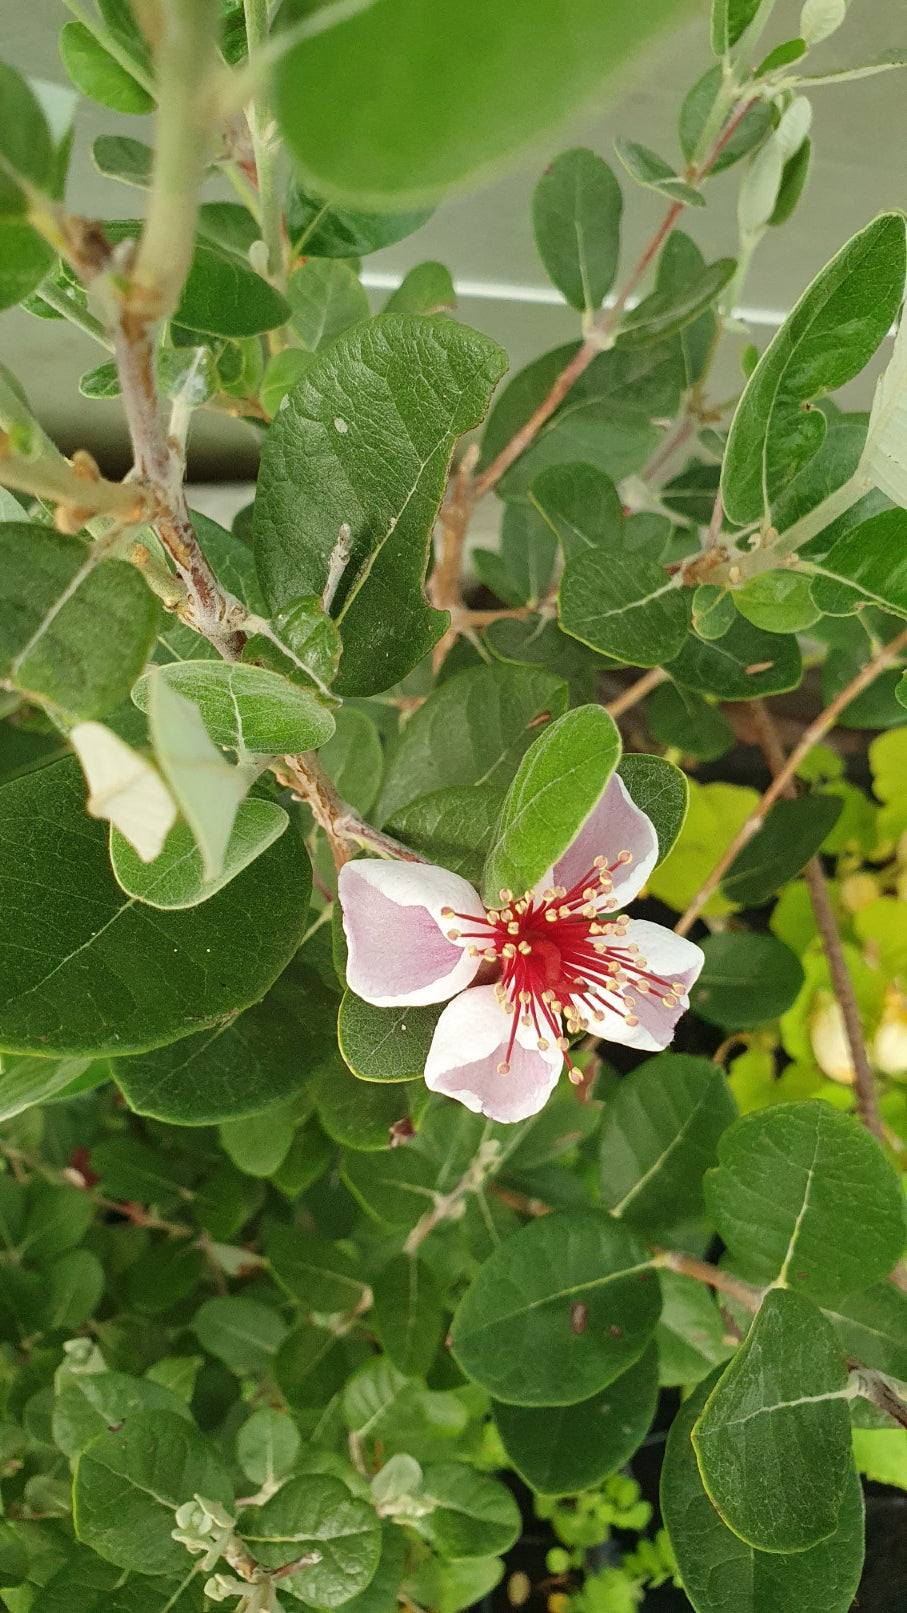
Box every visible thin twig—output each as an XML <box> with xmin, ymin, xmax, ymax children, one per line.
<box><xmin>605</xmin><ymin>667</ymin><xmax>667</xmax><ymax>720</ymax></box>
<box><xmin>471</xmin><ymin>97</ymin><xmax>757</xmax><ymax>504</ymax></box>
<box><xmin>675</xmin><ymin>627</ymin><xmax>907</xmax><ymax>935</ymax></box>
<box><xmin>241</xmin><ymin>0</ymin><xmax>286</xmax><ymax>286</ymax></box>
<box><xmin>0</xmin><ymin>440</ymin><xmax>150</xmax><ymax>526</ymax></box>
<box><xmin>849</xmin><ymin>1365</ymin><xmax>907</xmax><ymax>1430</ymax></box>
<box><xmin>747</xmin><ymin>701</ymin><xmax>884</xmax><ymax>1143</ymax></box>
<box><xmin>652</xmin><ymin>1249</ymin><xmax>764</xmax><ymax>1312</ymax></box>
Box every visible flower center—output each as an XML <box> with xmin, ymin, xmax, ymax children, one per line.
<box><xmin>441</xmin><ymin>853</ymin><xmax>684</xmax><ymax>1079</ymax></box>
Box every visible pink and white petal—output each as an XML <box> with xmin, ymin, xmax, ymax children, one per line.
<box><xmin>542</xmin><ymin>773</ymin><xmax>659</xmax><ymax>913</ymax></box>
<box><xmin>424</xmin><ymin>985</ymin><xmax>564</xmax><ymax>1124</ymax></box>
<box><xmin>338</xmin><ymin>860</ymin><xmax>486</xmax><ymax>1008</ymax></box>
<box><xmin>585</xmin><ymin>919</ymin><xmax>704</xmax><ymax>1053</ymax></box>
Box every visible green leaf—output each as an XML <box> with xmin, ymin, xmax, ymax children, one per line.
<box><xmin>91</xmin><ymin>133</ymin><xmax>153</xmax><ymax>187</ymax></box>
<box><xmin>109</xmin><ymin>799</ymin><xmax>289</xmax><ymax>911</ymax></box>
<box><xmin>53</xmin><ymin>1371</ymin><xmax>192</xmax><ymax>1459</ymax></box>
<box><xmin>710</xmin><ymin>0</ymin><xmax>764</xmax><ymax>50</ymax></box>
<box><xmin>268</xmin><ymin>1225</ymin><xmax>370</xmax><ymax>1314</ymax></box>
<box><xmin>809</xmin><ymin>508</ymin><xmax>907</xmax><ymax>617</ymax></box>
<box><xmin>667</xmin><ymin>616</ymin><xmax>803</xmax><ymax>699</ymax></box>
<box><xmin>372</xmin><ymin>1255</ymin><xmax>445</xmax><ymax>1377</ymax></box>
<box><xmin>79</xmin><ymin>361</ymin><xmax>120</xmax><ymax>399</ymax></box>
<box><xmin>0</xmin><ymin>219</ymin><xmax>56</xmax><ymax>310</ymax></box>
<box><xmin>691</xmin><ymin>933</ymin><xmax>805</xmax><ymax>1028</ymax></box>
<box><xmin>721</xmin><ymin>794</ymin><xmax>842</xmax><ymax>906</ymax></box>
<box><xmin>705</xmin><ymin>1101</ymin><xmax>907</xmax><ymax>1302</ymax></box>
<box><xmin>386</xmin><ymin>786</ymin><xmax>502</xmax><ymax>884</ymax></box>
<box><xmin>493</xmin><ymin>1343</ymin><xmax>658</xmax><ymax>1495</ymax></box>
<box><xmin>655</xmin><ymin>1273</ymin><xmax>735</xmax><ymax>1387</ymax></box>
<box><xmin>338</xmin><ymin>995</ymin><xmax>441</xmax><ymax>1083</ymax></box>
<box><xmin>478</xmin><ymin>340</ymin><xmax>683</xmax><ymax>501</ymax></box>
<box><xmin>692</xmin><ymin>585</ymin><xmax>736</xmax><ymax>641</ymax></box>
<box><xmin>420</xmin><ymin>1464</ymin><xmax>522</xmax><ymax>1559</ymax></box>
<box><xmin>532</xmin><ymin>148</ymin><xmax>622</xmax><ymax>313</ymax></box>
<box><xmin>58</xmin><ymin>21</ymin><xmax>154</xmax><ymax>113</ymax></box>
<box><xmin>73</xmin><ymin>1411</ymin><xmax>233</xmax><ymax>1575</ymax></box>
<box><xmin>722</xmin><ymin>214</ymin><xmax>907</xmax><ymax>524</ymax></box>
<box><xmin>405</xmin><ymin>1556</ymin><xmax>504</xmax><ymax>1613</ymax></box>
<box><xmin>450</xmin><ymin>1208</ymin><xmax>660</xmax><ymax>1405</ymax></box>
<box><xmin>146</xmin><ymin>674</ymin><xmax>253</xmax><ymax>883</ymax></box>
<box><xmin>194</xmin><ymin>1296</ymin><xmax>288</xmax><ymax>1374</ymax></box>
<box><xmin>734</xmin><ymin>569</ymin><xmax>820</xmax><ymax>632</ymax></box>
<box><xmin>0</xmin><ymin>63</ymin><xmax>54</xmax><ymax>211</ymax></box>
<box><xmin>614</xmin><ymin>138</ymin><xmax>705</xmax><ymax>206</ymax></box>
<box><xmin>0</xmin><ymin>524</ymin><xmax>159</xmax><ymax>719</ymax></box>
<box><xmin>218</xmin><ymin>1108</ymin><xmax>294</xmax><ymax>1181</ymax></box>
<box><xmin>483</xmin><ymin>705</ymin><xmax>621</xmax><ymax>899</ymax></box>
<box><xmin>254</xmin><ymin>315</ymin><xmax>507</xmax><ymax>696</ymax></box>
<box><xmin>342</xmin><ymin>1150</ymin><xmax>437</xmax><ymax>1227</ymax></box>
<box><xmin>384</xmin><ymin>263</ymin><xmax>457</xmax><ymax>316</ymax></box>
<box><xmin>0</xmin><ymin>1521</ymin><xmax>28</xmax><ymax>1589</ymax></box>
<box><xmin>319</xmin><ymin>707</ymin><xmax>383</xmax><ymax>815</ymax></box>
<box><xmin>261</xmin><ymin>348</ymin><xmax>314</xmax><ymax>419</ymax></box>
<box><xmin>320</xmin><ymin>1065</ymin><xmax>423</xmax><ymax>1150</ymax></box>
<box><xmin>531</xmin><ymin>461</ymin><xmax>625</xmax><ymax>558</ymax></box>
<box><xmin>31</xmin><ymin>1551</ymin><xmax>203</xmax><ymax>1613</ymax></box>
<box><xmin>617</xmin><ymin>753</ymin><xmax>689</xmax><ymax>863</ymax></box>
<box><xmin>287</xmin><ymin>187</ymin><xmax>432</xmax><ymax>258</ymax></box>
<box><xmin>275</xmin><ymin>0</ymin><xmax>694</xmax><ymax>208</ymax></box>
<box><xmin>133</xmin><ymin>661</ymin><xmax>335</xmax><ymax>755</ymax></box>
<box><xmin>0</xmin><ymin>1054</ymin><xmax>94</xmax><ymax>1121</ymax></box>
<box><xmin>248</xmin><ymin>594</ymin><xmax>342</xmax><ymax>693</ymax></box>
<box><xmin>237</xmin><ymin>1408</ymin><xmax>301</xmax><ymax>1489</ymax></box>
<box><xmin>176</xmin><ymin>241</ymin><xmax>290</xmax><ymax>337</ymax></box>
<box><xmin>44</xmin><ymin>1247</ymin><xmax>104</xmax><ymax>1329</ymax></box>
<box><xmin>692</xmin><ymin>1290</ymin><xmax>854</xmax><ymax>1553</ymax></box>
<box><xmin>646</xmin><ymin>681</ymin><xmax>735</xmax><ymax>761</ymax></box>
<box><xmin>559</xmin><ymin>548</ymin><xmax>689</xmax><ymax>667</ymax></box>
<box><xmin>679</xmin><ymin>66</ymin><xmax>773</xmax><ymax>171</ymax></box>
<box><xmin>375</xmin><ymin>663</ymin><xmax>566</xmax><ymax>824</ymax></box>
<box><xmin>0</xmin><ymin>759</ymin><xmax>309</xmax><ymax>1055</ymax></box>
<box><xmin>243</xmin><ymin>1474</ymin><xmax>382</xmax><ymax>1607</ymax></box>
<box><xmin>287</xmin><ymin>260</ymin><xmax>371</xmax><ymax>351</ymax></box>
<box><xmin>662</xmin><ymin>1367</ymin><xmax>865</xmax><ymax>1613</ymax></box>
<box><xmin>618</xmin><ymin>257</ymin><xmax>736</xmax><ymax>348</ymax></box>
<box><xmin>600</xmin><ymin>1053</ymin><xmax>737</xmax><ymax>1229</ymax></box>
<box><xmin>824</xmin><ymin>1283</ymin><xmax>907</xmax><ymax>1380</ymax></box>
<box><xmin>114</xmin><ymin>947</ymin><xmax>335</xmax><ymax>1122</ymax></box>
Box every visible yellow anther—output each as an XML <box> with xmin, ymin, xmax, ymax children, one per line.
<box><xmin>446</xmin><ymin>929</ymin><xmax>460</xmax><ymax>940</ymax></box>
<box><xmin>559</xmin><ymin>905</ymin><xmax>571</xmax><ymax>919</ymax></box>
<box><xmin>519</xmin><ymin>990</ymin><xmax>531</xmax><ymax>1004</ymax></box>
<box><xmin>497</xmin><ymin>1061</ymin><xmax>510</xmax><ymax>1076</ymax></box>
<box><xmin>625</xmin><ymin>1015</ymin><xmax>639</xmax><ymax>1028</ymax></box>
<box><xmin>483</xmin><ymin>948</ymin><xmax>498</xmax><ymax>961</ymax></box>
<box><xmin>440</xmin><ymin>906</ymin><xmax>453</xmax><ymax>917</ymax></box>
<box><xmin>557</xmin><ymin>1036</ymin><xmax>570</xmax><ymax>1052</ymax></box>
<box><xmin>593</xmin><ymin>856</ymin><xmax>606</xmax><ymax>868</ymax></box>
<box><xmin>507</xmin><ymin>922</ymin><xmax>520</xmax><ymax>935</ymax></box>
<box><xmin>662</xmin><ymin>994</ymin><xmax>677</xmax><ymax>1008</ymax></box>
<box><xmin>537</xmin><ymin>1037</ymin><xmax>550</xmax><ymax>1052</ymax></box>
<box><xmin>518</xmin><ymin>941</ymin><xmax>533</xmax><ymax>955</ymax></box>
<box><xmin>545</xmin><ymin>910</ymin><xmax>558</xmax><ymax>923</ymax></box>
<box><xmin>468</xmin><ymin>946</ymin><xmax>479</xmax><ymax>957</ymax></box>
<box><xmin>503</xmin><ymin>944</ymin><xmax>516</xmax><ymax>959</ymax></box>
<box><xmin>499</xmin><ymin>888</ymin><xmax>513</xmax><ymax>903</ymax></box>
<box><xmin>617</xmin><ymin>850</ymin><xmax>633</xmax><ymax>864</ymax></box>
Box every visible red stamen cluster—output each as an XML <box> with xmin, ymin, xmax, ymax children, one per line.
<box><xmin>441</xmin><ymin>852</ymin><xmax>684</xmax><ymax>1079</ymax></box>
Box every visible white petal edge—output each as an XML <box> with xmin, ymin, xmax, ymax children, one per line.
<box><xmin>338</xmin><ymin>859</ymin><xmax>485</xmax><ymax>1008</ymax></box>
<box><xmin>537</xmin><ymin>772</ymin><xmax>659</xmax><ymax>913</ymax></box>
<box><xmin>424</xmin><ymin>985</ymin><xmax>563</xmax><ymax>1124</ymax></box>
